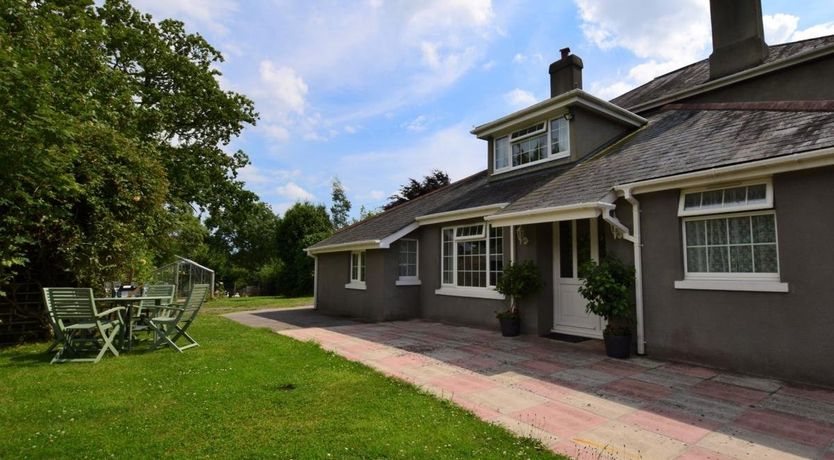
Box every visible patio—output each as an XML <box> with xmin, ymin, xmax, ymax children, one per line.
<box><xmin>228</xmin><ymin>307</ymin><xmax>834</xmax><ymax>459</ymax></box>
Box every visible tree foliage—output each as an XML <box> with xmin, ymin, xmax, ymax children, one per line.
<box><xmin>577</xmin><ymin>257</ymin><xmax>635</xmax><ymax>335</ymax></box>
<box><xmin>384</xmin><ymin>169</ymin><xmax>450</xmax><ymax>210</ymax></box>
<box><xmin>329</xmin><ymin>177</ymin><xmax>351</xmax><ymax>229</ymax></box>
<box><xmin>0</xmin><ymin>0</ymin><xmax>257</xmax><ymax>293</ymax></box>
<box><xmin>495</xmin><ymin>261</ymin><xmax>544</xmax><ymax>317</ymax></box>
<box><xmin>275</xmin><ymin>202</ymin><xmax>333</xmax><ymax>296</ymax></box>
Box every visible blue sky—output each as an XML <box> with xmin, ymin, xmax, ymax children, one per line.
<box><xmin>132</xmin><ymin>0</ymin><xmax>834</xmax><ymax>218</ymax></box>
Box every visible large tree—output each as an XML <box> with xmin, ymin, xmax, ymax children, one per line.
<box><xmin>329</xmin><ymin>177</ymin><xmax>351</xmax><ymax>229</ymax></box>
<box><xmin>384</xmin><ymin>169</ymin><xmax>450</xmax><ymax>210</ymax></box>
<box><xmin>0</xmin><ymin>0</ymin><xmax>257</xmax><ymax>293</ymax></box>
<box><xmin>275</xmin><ymin>202</ymin><xmax>332</xmax><ymax>296</ymax></box>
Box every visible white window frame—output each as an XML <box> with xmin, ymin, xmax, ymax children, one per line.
<box><xmin>493</xmin><ymin>115</ymin><xmax>571</xmax><ymax>175</ymax></box>
<box><xmin>346</xmin><ymin>251</ymin><xmax>366</xmax><ymax>290</ymax></box>
<box><xmin>396</xmin><ymin>239</ymin><xmax>421</xmax><ymax>286</ymax></box>
<box><xmin>675</xmin><ymin>182</ymin><xmax>788</xmax><ymax>292</ymax></box>
<box><xmin>436</xmin><ymin>224</ymin><xmax>505</xmax><ymax>299</ymax></box>
<box><xmin>677</xmin><ymin>179</ymin><xmax>773</xmax><ymax>217</ymax></box>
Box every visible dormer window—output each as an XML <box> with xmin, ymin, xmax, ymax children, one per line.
<box><xmin>494</xmin><ymin>117</ymin><xmax>570</xmax><ymax>174</ymax></box>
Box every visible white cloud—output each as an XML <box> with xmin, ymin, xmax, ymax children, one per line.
<box><xmin>481</xmin><ymin>59</ymin><xmax>496</xmax><ymax>70</ymax></box>
<box><xmin>503</xmin><ymin>88</ymin><xmax>538</xmax><ymax>109</ymax></box>
<box><xmin>258</xmin><ymin>62</ymin><xmax>308</xmax><ymax>115</ymax></box>
<box><xmin>403</xmin><ymin>115</ymin><xmax>430</xmax><ymax>132</ymax></box>
<box><xmin>513</xmin><ymin>53</ymin><xmax>527</xmax><ymax>63</ymax></box>
<box><xmin>368</xmin><ymin>190</ymin><xmax>386</xmax><ymax>200</ymax></box>
<box><xmin>576</xmin><ymin>0</ymin><xmax>711</xmax><ymax>99</ymax></box>
<box><xmin>275</xmin><ymin>182</ymin><xmax>315</xmax><ymax>202</ymax></box>
<box><xmin>764</xmin><ymin>14</ymin><xmax>834</xmax><ymax>44</ymax></box>
<box><xmin>131</xmin><ymin>0</ymin><xmax>237</xmax><ymax>35</ymax></box>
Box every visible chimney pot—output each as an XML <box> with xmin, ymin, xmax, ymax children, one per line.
<box><xmin>549</xmin><ymin>47</ymin><xmax>583</xmax><ymax>98</ymax></box>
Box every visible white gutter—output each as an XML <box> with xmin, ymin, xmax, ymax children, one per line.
<box><xmin>306</xmin><ymin>239</ymin><xmax>381</xmax><ymax>255</ymax></box>
<box><xmin>312</xmin><ymin>255</ymin><xmax>318</xmax><ymax>309</ymax></box>
<box><xmin>415</xmin><ymin>203</ymin><xmax>509</xmax><ymax>225</ymax></box>
<box><xmin>485</xmin><ymin>202</ymin><xmax>605</xmax><ymax>227</ymax></box>
<box><xmin>615</xmin><ymin>146</ymin><xmax>834</xmax><ymax>195</ymax></box>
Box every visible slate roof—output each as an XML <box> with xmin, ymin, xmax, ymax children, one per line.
<box><xmin>611</xmin><ymin>35</ymin><xmax>834</xmax><ymax>110</ymax></box>
<box><xmin>310</xmin><ymin>35</ymin><xmax>834</xmax><ymax>251</ymax></box>
<box><xmin>494</xmin><ymin>108</ymin><xmax>834</xmax><ymax>216</ymax></box>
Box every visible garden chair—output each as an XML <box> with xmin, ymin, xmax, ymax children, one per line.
<box><xmin>147</xmin><ymin>284</ymin><xmax>210</xmax><ymax>352</ymax></box>
<box><xmin>42</xmin><ymin>288</ymin><xmax>125</xmax><ymax>363</ymax></box>
<box><xmin>129</xmin><ymin>284</ymin><xmax>176</xmax><ymax>344</ymax></box>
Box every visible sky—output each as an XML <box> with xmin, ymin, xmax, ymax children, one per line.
<box><xmin>131</xmin><ymin>0</ymin><xmax>834</xmax><ymax>218</ymax></box>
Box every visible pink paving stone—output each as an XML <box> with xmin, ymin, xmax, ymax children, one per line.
<box><xmin>692</xmin><ymin>380</ymin><xmax>770</xmax><ymax>406</ymax></box>
<box><xmin>621</xmin><ymin>409</ymin><xmax>713</xmax><ymax>444</ymax></box>
<box><xmin>449</xmin><ymin>394</ymin><xmax>503</xmax><ymax>421</ymax></box>
<box><xmin>427</xmin><ymin>373</ymin><xmax>498</xmax><ymax>395</ymax></box>
<box><xmin>456</xmin><ymin>344</ymin><xmax>497</xmax><ymax>356</ymax></box>
<box><xmin>513</xmin><ymin>377</ymin><xmax>576</xmax><ymax>401</ymax></box>
<box><xmin>517</xmin><ymin>359</ymin><xmax>569</xmax><ymax>375</ymax></box>
<box><xmin>662</xmin><ymin>363</ymin><xmax>719</xmax><ymax>379</ymax></box>
<box><xmin>589</xmin><ymin>359</ymin><xmax>648</xmax><ymax>377</ymax></box>
<box><xmin>376</xmin><ymin>353</ymin><xmax>430</xmax><ymax>369</ymax></box>
<box><xmin>512</xmin><ymin>401</ymin><xmax>607</xmax><ymax>439</ymax></box>
<box><xmin>732</xmin><ymin>408</ymin><xmax>834</xmax><ymax>448</ymax></box>
<box><xmin>781</xmin><ymin>384</ymin><xmax>834</xmax><ymax>405</ymax></box>
<box><xmin>674</xmin><ymin>446</ymin><xmax>736</xmax><ymax>460</ymax></box>
<box><xmin>601</xmin><ymin>378</ymin><xmax>672</xmax><ymax>403</ymax></box>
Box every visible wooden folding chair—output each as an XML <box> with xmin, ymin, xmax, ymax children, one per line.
<box><xmin>147</xmin><ymin>284</ymin><xmax>209</xmax><ymax>352</ymax></box>
<box><xmin>42</xmin><ymin>288</ymin><xmax>125</xmax><ymax>363</ymax></box>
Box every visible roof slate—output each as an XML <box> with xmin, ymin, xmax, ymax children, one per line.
<box><xmin>611</xmin><ymin>35</ymin><xmax>834</xmax><ymax>110</ymax></box>
<box><xmin>496</xmin><ymin>109</ymin><xmax>834</xmax><ymax>215</ymax></box>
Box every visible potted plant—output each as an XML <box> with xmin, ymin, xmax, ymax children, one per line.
<box><xmin>578</xmin><ymin>257</ymin><xmax>636</xmax><ymax>359</ymax></box>
<box><xmin>495</xmin><ymin>261</ymin><xmax>543</xmax><ymax>337</ymax></box>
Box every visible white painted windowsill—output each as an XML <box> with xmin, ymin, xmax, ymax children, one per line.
<box><xmin>674</xmin><ymin>279</ymin><xmax>789</xmax><ymax>293</ymax></box>
<box><xmin>434</xmin><ymin>286</ymin><xmax>505</xmax><ymax>300</ymax></box>
<box><xmin>395</xmin><ymin>278</ymin><xmax>421</xmax><ymax>286</ymax></box>
<box><xmin>345</xmin><ymin>281</ymin><xmax>367</xmax><ymax>291</ymax></box>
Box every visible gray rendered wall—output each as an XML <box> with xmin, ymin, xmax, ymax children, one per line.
<box><xmin>380</xmin><ymin>233</ymin><xmax>422</xmax><ymax>320</ymax></box>
<box><xmin>316</xmin><ymin>250</ymin><xmax>386</xmax><ymax>321</ymax></box>
<box><xmin>513</xmin><ymin>223</ymin><xmax>554</xmax><ymax>335</ymax></box>
<box><xmin>639</xmin><ymin>166</ymin><xmax>834</xmax><ymax>387</ymax></box>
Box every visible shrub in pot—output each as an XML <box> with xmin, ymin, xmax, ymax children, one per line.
<box><xmin>578</xmin><ymin>257</ymin><xmax>636</xmax><ymax>359</ymax></box>
<box><xmin>495</xmin><ymin>261</ymin><xmax>543</xmax><ymax>337</ymax></box>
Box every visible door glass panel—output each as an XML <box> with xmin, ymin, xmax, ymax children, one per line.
<box><xmin>577</xmin><ymin>219</ymin><xmax>591</xmax><ymax>270</ymax></box>
<box><xmin>559</xmin><ymin>221</ymin><xmax>573</xmax><ymax>278</ymax></box>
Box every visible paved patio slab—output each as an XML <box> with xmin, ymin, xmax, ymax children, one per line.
<box><xmin>227</xmin><ymin>307</ymin><xmax>834</xmax><ymax>459</ymax></box>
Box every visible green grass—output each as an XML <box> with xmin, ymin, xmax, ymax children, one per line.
<box><xmin>203</xmin><ymin>295</ymin><xmax>314</xmax><ymax>315</ymax></box>
<box><xmin>0</xmin><ymin>298</ymin><xmax>561</xmax><ymax>459</ymax></box>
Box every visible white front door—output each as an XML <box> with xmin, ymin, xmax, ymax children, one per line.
<box><xmin>553</xmin><ymin>219</ymin><xmax>604</xmax><ymax>338</ymax></box>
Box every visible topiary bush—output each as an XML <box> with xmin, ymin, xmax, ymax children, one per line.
<box><xmin>578</xmin><ymin>257</ymin><xmax>636</xmax><ymax>336</ymax></box>
<box><xmin>495</xmin><ymin>260</ymin><xmax>543</xmax><ymax>319</ymax></box>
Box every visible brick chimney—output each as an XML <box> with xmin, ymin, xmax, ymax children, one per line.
<box><xmin>549</xmin><ymin>47</ymin><xmax>583</xmax><ymax>97</ymax></box>
<box><xmin>708</xmin><ymin>0</ymin><xmax>769</xmax><ymax>80</ymax></box>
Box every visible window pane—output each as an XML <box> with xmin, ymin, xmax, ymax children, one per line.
<box><xmin>511</xmin><ymin>132</ymin><xmax>547</xmax><ymax>167</ymax></box>
<box><xmin>752</xmin><ymin>215</ymin><xmax>776</xmax><ymax>243</ymax></box>
<box><xmin>577</xmin><ymin>219</ymin><xmax>591</xmax><ymax>267</ymax></box>
<box><xmin>748</xmin><ymin>184</ymin><xmax>767</xmax><ymax>203</ymax></box>
<box><xmin>724</xmin><ymin>187</ymin><xmax>747</xmax><ymax>205</ymax></box>
<box><xmin>708</xmin><ymin>246</ymin><xmax>730</xmax><ymax>272</ymax></box>
<box><xmin>683</xmin><ymin>192</ymin><xmax>701</xmax><ymax>209</ymax></box>
<box><xmin>730</xmin><ymin>246</ymin><xmax>754</xmax><ymax>272</ymax></box>
<box><xmin>685</xmin><ymin>220</ymin><xmax>706</xmax><ymax>246</ymax></box>
<box><xmin>550</xmin><ymin>118</ymin><xmax>570</xmax><ymax>154</ymax></box>
<box><xmin>495</xmin><ymin>137</ymin><xmax>509</xmax><ymax>170</ymax></box>
<box><xmin>686</xmin><ymin>247</ymin><xmax>708</xmax><ymax>272</ymax></box>
<box><xmin>442</xmin><ymin>229</ymin><xmax>454</xmax><ymax>284</ymax></box>
<box><xmin>559</xmin><ymin>221</ymin><xmax>573</xmax><ymax>278</ymax></box>
<box><xmin>728</xmin><ymin>217</ymin><xmax>751</xmax><ymax>244</ymax></box>
<box><xmin>489</xmin><ymin>226</ymin><xmax>503</xmax><ymax>286</ymax></box>
<box><xmin>754</xmin><ymin>244</ymin><xmax>778</xmax><ymax>273</ymax></box>
<box><xmin>707</xmin><ymin>219</ymin><xmax>727</xmax><ymax>245</ymax></box>
<box><xmin>702</xmin><ymin>190</ymin><xmax>723</xmax><ymax>207</ymax></box>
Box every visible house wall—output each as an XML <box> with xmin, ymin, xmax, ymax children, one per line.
<box><xmin>381</xmin><ymin>233</ymin><xmax>422</xmax><ymax>320</ymax></box>
<box><xmin>315</xmin><ymin>250</ymin><xmax>386</xmax><ymax>321</ymax></box>
<box><xmin>683</xmin><ymin>53</ymin><xmax>834</xmax><ymax>104</ymax></box>
<box><xmin>513</xmin><ymin>223</ymin><xmax>555</xmax><ymax>335</ymax></box>
<box><xmin>639</xmin><ymin>166</ymin><xmax>834</xmax><ymax>387</ymax></box>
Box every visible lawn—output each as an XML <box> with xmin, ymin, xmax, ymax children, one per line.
<box><xmin>0</xmin><ymin>297</ymin><xmax>560</xmax><ymax>459</ymax></box>
<box><xmin>203</xmin><ymin>295</ymin><xmax>314</xmax><ymax>315</ymax></box>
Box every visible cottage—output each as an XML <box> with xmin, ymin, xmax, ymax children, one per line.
<box><xmin>307</xmin><ymin>0</ymin><xmax>834</xmax><ymax>387</ymax></box>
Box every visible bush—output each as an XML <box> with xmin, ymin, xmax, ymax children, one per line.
<box><xmin>495</xmin><ymin>261</ymin><xmax>543</xmax><ymax>318</ymax></box>
<box><xmin>577</xmin><ymin>257</ymin><xmax>635</xmax><ymax>336</ymax></box>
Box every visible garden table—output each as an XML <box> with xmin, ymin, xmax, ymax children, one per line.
<box><xmin>94</xmin><ymin>296</ymin><xmax>171</xmax><ymax>350</ymax></box>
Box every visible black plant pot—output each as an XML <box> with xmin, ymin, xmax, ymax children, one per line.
<box><xmin>499</xmin><ymin>317</ymin><xmax>521</xmax><ymax>337</ymax></box>
<box><xmin>604</xmin><ymin>333</ymin><xmax>631</xmax><ymax>359</ymax></box>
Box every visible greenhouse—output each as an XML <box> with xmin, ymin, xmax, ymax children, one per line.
<box><xmin>150</xmin><ymin>256</ymin><xmax>215</xmax><ymax>299</ymax></box>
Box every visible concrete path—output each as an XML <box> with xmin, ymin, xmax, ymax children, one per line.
<box><xmin>227</xmin><ymin>307</ymin><xmax>834</xmax><ymax>459</ymax></box>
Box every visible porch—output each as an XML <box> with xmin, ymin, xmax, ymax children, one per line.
<box><xmin>228</xmin><ymin>307</ymin><xmax>834</xmax><ymax>459</ymax></box>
